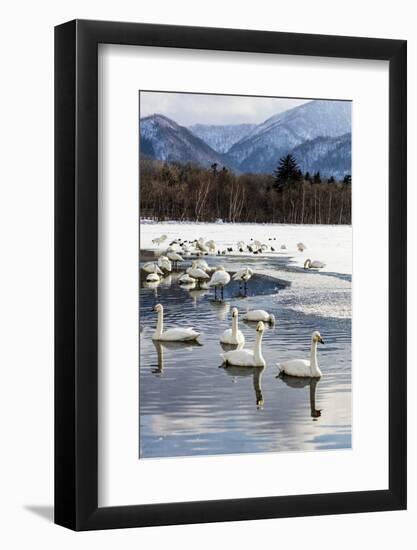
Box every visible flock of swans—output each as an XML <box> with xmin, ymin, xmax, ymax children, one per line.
<box><xmin>144</xmin><ymin>233</ymin><xmax>327</xmax><ymax>379</ymax></box>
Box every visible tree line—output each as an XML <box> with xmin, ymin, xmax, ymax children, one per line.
<box><xmin>140</xmin><ymin>154</ymin><xmax>351</xmax><ymax>224</ymax></box>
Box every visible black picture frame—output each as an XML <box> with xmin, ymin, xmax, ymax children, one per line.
<box><xmin>55</xmin><ymin>19</ymin><xmax>407</xmax><ymax>531</ymax></box>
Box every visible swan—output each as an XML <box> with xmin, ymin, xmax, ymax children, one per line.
<box><xmin>193</xmin><ymin>258</ymin><xmax>210</xmax><ymax>271</ymax></box>
<box><xmin>178</xmin><ymin>273</ymin><xmax>195</xmax><ymax>284</ymax></box>
<box><xmin>143</xmin><ymin>262</ymin><xmax>163</xmax><ymax>275</ymax></box>
<box><xmin>220</xmin><ymin>307</ymin><xmax>245</xmax><ymax>346</ymax></box>
<box><xmin>280</xmin><ymin>244</ymin><xmax>287</xmax><ymax>250</ymax></box>
<box><xmin>186</xmin><ymin>263</ymin><xmax>210</xmax><ymax>286</ymax></box>
<box><xmin>167</xmin><ymin>251</ymin><xmax>183</xmax><ymax>270</ymax></box>
<box><xmin>242</xmin><ymin>310</ymin><xmax>275</xmax><ymax>325</ymax></box>
<box><xmin>304</xmin><ymin>258</ymin><xmax>326</xmax><ymax>269</ymax></box>
<box><xmin>297</xmin><ymin>242</ymin><xmax>307</xmax><ymax>252</ymax></box>
<box><xmin>208</xmin><ymin>266</ymin><xmax>231</xmax><ymax>300</ymax></box>
<box><xmin>146</xmin><ymin>272</ymin><xmax>160</xmax><ymax>282</ymax></box>
<box><xmin>152</xmin><ymin>303</ymin><xmax>200</xmax><ymax>341</ymax></box>
<box><xmin>152</xmin><ymin>234</ymin><xmax>168</xmax><ymax>246</ymax></box>
<box><xmin>233</xmin><ymin>267</ymin><xmax>253</xmax><ymax>294</ymax></box>
<box><xmin>157</xmin><ymin>255</ymin><xmax>172</xmax><ymax>272</ymax></box>
<box><xmin>221</xmin><ymin>321</ymin><xmax>266</xmax><ymax>367</ymax></box>
<box><xmin>205</xmin><ymin>239</ymin><xmax>216</xmax><ymax>253</ymax></box>
<box><xmin>277</xmin><ymin>330</ymin><xmax>324</xmax><ymax>377</ymax></box>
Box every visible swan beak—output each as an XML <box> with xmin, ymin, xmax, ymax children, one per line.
<box><xmin>319</xmin><ymin>337</ymin><xmax>324</xmax><ymax>344</ymax></box>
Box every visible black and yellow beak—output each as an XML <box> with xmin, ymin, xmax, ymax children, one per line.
<box><xmin>318</xmin><ymin>336</ymin><xmax>324</xmax><ymax>344</ymax></box>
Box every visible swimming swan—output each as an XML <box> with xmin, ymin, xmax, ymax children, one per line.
<box><xmin>220</xmin><ymin>307</ymin><xmax>245</xmax><ymax>346</ymax></box>
<box><xmin>222</xmin><ymin>321</ymin><xmax>266</xmax><ymax>367</ymax></box>
<box><xmin>242</xmin><ymin>309</ymin><xmax>275</xmax><ymax>324</ymax></box>
<box><xmin>152</xmin><ymin>303</ymin><xmax>200</xmax><ymax>342</ymax></box>
<box><xmin>277</xmin><ymin>330</ymin><xmax>324</xmax><ymax>377</ymax></box>
<box><xmin>304</xmin><ymin>259</ymin><xmax>326</xmax><ymax>269</ymax></box>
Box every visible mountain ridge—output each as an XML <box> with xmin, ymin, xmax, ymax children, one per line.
<box><xmin>140</xmin><ymin>100</ymin><xmax>351</xmax><ymax>178</ymax></box>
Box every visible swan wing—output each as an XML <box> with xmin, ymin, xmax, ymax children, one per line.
<box><xmin>223</xmin><ymin>349</ymin><xmax>255</xmax><ymax>367</ymax></box>
<box><xmin>160</xmin><ymin>327</ymin><xmax>200</xmax><ymax>341</ymax></box>
<box><xmin>278</xmin><ymin>359</ymin><xmax>311</xmax><ymax>377</ymax></box>
<box><xmin>243</xmin><ymin>309</ymin><xmax>268</xmax><ymax>321</ymax></box>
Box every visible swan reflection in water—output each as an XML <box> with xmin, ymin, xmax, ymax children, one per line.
<box><xmin>151</xmin><ymin>340</ymin><xmax>203</xmax><ymax>376</ymax></box>
<box><xmin>142</xmin><ymin>280</ymin><xmax>160</xmax><ymax>296</ymax></box>
<box><xmin>277</xmin><ymin>374</ymin><xmax>322</xmax><ymax>419</ymax></box>
<box><xmin>209</xmin><ymin>300</ymin><xmax>230</xmax><ymax>321</ymax></box>
<box><xmin>221</xmin><ymin>365</ymin><xmax>265</xmax><ymax>409</ymax></box>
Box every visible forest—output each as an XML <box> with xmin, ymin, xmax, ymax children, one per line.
<box><xmin>139</xmin><ymin>154</ymin><xmax>352</xmax><ymax>225</ymax></box>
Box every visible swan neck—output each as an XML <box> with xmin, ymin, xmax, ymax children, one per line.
<box><xmin>254</xmin><ymin>331</ymin><xmax>264</xmax><ymax>362</ymax></box>
<box><xmin>231</xmin><ymin>315</ymin><xmax>238</xmax><ymax>337</ymax></box>
<box><xmin>310</xmin><ymin>339</ymin><xmax>319</xmax><ymax>375</ymax></box>
<box><xmin>156</xmin><ymin>309</ymin><xmax>163</xmax><ymax>337</ymax></box>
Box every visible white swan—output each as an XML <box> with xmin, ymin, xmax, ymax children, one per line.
<box><xmin>233</xmin><ymin>267</ymin><xmax>253</xmax><ymax>294</ymax></box>
<box><xmin>297</xmin><ymin>242</ymin><xmax>307</xmax><ymax>252</ymax></box>
<box><xmin>222</xmin><ymin>321</ymin><xmax>266</xmax><ymax>367</ymax></box>
<box><xmin>178</xmin><ymin>273</ymin><xmax>195</xmax><ymax>284</ymax></box>
<box><xmin>186</xmin><ymin>262</ymin><xmax>210</xmax><ymax>286</ymax></box>
<box><xmin>304</xmin><ymin>258</ymin><xmax>326</xmax><ymax>269</ymax></box>
<box><xmin>220</xmin><ymin>307</ymin><xmax>245</xmax><ymax>346</ymax></box>
<box><xmin>167</xmin><ymin>252</ymin><xmax>183</xmax><ymax>269</ymax></box>
<box><xmin>143</xmin><ymin>262</ymin><xmax>163</xmax><ymax>275</ymax></box>
<box><xmin>242</xmin><ymin>309</ymin><xmax>275</xmax><ymax>324</ymax></box>
<box><xmin>146</xmin><ymin>272</ymin><xmax>160</xmax><ymax>282</ymax></box>
<box><xmin>152</xmin><ymin>303</ymin><xmax>200</xmax><ymax>341</ymax></box>
<box><xmin>157</xmin><ymin>256</ymin><xmax>172</xmax><ymax>272</ymax></box>
<box><xmin>208</xmin><ymin>266</ymin><xmax>231</xmax><ymax>299</ymax></box>
<box><xmin>277</xmin><ymin>330</ymin><xmax>324</xmax><ymax>377</ymax></box>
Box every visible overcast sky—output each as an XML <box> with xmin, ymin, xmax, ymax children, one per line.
<box><xmin>139</xmin><ymin>91</ymin><xmax>310</xmax><ymax>126</ymax></box>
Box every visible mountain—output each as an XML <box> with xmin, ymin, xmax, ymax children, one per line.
<box><xmin>291</xmin><ymin>133</ymin><xmax>351</xmax><ymax>180</ymax></box>
<box><xmin>188</xmin><ymin>123</ymin><xmax>255</xmax><ymax>154</ymax></box>
<box><xmin>140</xmin><ymin>114</ymin><xmax>226</xmax><ymax>168</ymax></box>
<box><xmin>226</xmin><ymin>100</ymin><xmax>351</xmax><ymax>174</ymax></box>
<box><xmin>140</xmin><ymin>100</ymin><xmax>352</xmax><ymax>178</ymax></box>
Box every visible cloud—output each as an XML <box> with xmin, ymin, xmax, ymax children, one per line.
<box><xmin>139</xmin><ymin>91</ymin><xmax>310</xmax><ymax>126</ymax></box>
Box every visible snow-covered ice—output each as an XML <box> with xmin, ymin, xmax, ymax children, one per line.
<box><xmin>140</xmin><ymin>221</ymin><xmax>352</xmax><ymax>320</ymax></box>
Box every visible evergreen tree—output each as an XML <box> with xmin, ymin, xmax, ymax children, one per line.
<box><xmin>273</xmin><ymin>154</ymin><xmax>302</xmax><ymax>190</ymax></box>
<box><xmin>304</xmin><ymin>171</ymin><xmax>311</xmax><ymax>182</ymax></box>
<box><xmin>343</xmin><ymin>174</ymin><xmax>352</xmax><ymax>184</ymax></box>
<box><xmin>328</xmin><ymin>176</ymin><xmax>335</xmax><ymax>183</ymax></box>
<box><xmin>313</xmin><ymin>171</ymin><xmax>322</xmax><ymax>184</ymax></box>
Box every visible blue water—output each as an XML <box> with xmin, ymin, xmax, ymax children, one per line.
<box><xmin>139</xmin><ymin>254</ymin><xmax>351</xmax><ymax>458</ymax></box>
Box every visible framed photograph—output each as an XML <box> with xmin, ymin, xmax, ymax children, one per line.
<box><xmin>55</xmin><ymin>20</ymin><xmax>407</xmax><ymax>530</ymax></box>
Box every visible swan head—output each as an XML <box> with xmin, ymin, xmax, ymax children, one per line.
<box><xmin>153</xmin><ymin>303</ymin><xmax>163</xmax><ymax>313</ymax></box>
<box><xmin>231</xmin><ymin>307</ymin><xmax>238</xmax><ymax>318</ymax></box>
<box><xmin>268</xmin><ymin>313</ymin><xmax>276</xmax><ymax>325</ymax></box>
<box><xmin>256</xmin><ymin>321</ymin><xmax>265</xmax><ymax>333</ymax></box>
<box><xmin>312</xmin><ymin>330</ymin><xmax>324</xmax><ymax>344</ymax></box>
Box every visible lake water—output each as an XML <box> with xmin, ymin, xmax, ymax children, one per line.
<box><xmin>139</xmin><ymin>251</ymin><xmax>351</xmax><ymax>459</ymax></box>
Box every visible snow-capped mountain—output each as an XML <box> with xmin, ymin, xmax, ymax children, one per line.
<box><xmin>226</xmin><ymin>100</ymin><xmax>351</xmax><ymax>173</ymax></box>
<box><xmin>140</xmin><ymin>114</ymin><xmax>226</xmax><ymax>168</ymax></box>
<box><xmin>188</xmin><ymin>123</ymin><xmax>255</xmax><ymax>154</ymax></box>
<box><xmin>291</xmin><ymin>133</ymin><xmax>351</xmax><ymax>180</ymax></box>
<box><xmin>140</xmin><ymin>100</ymin><xmax>352</xmax><ymax>178</ymax></box>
